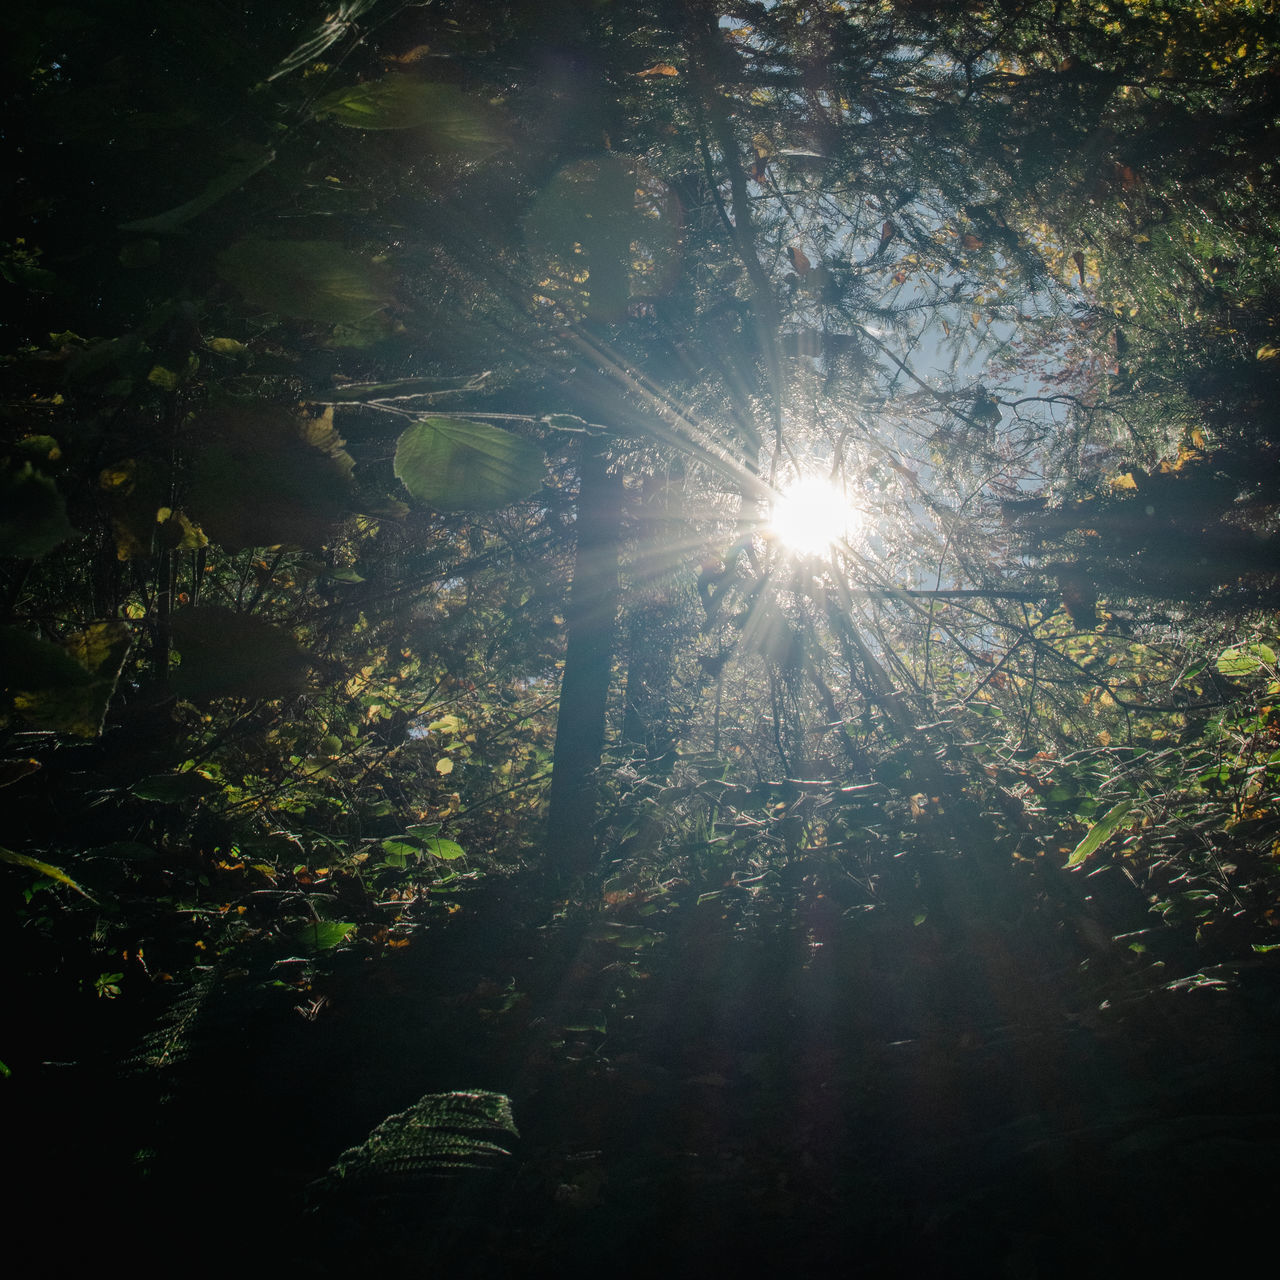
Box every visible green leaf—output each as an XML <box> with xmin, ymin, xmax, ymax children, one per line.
<box><xmin>217</xmin><ymin>239</ymin><xmax>393</xmax><ymax>325</ymax></box>
<box><xmin>0</xmin><ymin>846</ymin><xmax>95</xmax><ymax>900</ymax></box>
<box><xmin>321</xmin><ymin>1090</ymin><xmax>518</xmax><ymax>1188</ymax></box>
<box><xmin>313</xmin><ymin>76</ymin><xmax>502</xmax><ymax>150</ymax></box>
<box><xmin>1064</xmin><ymin>799</ymin><xmax>1137</xmax><ymax>869</ymax></box>
<box><xmin>121</xmin><ymin>145</ymin><xmax>275</xmax><ymax>233</ymax></box>
<box><xmin>1216</xmin><ymin>642</ymin><xmax>1277</xmax><ymax>678</ymax></box>
<box><xmin>394</xmin><ymin>418</ymin><xmax>543</xmax><ymax>511</ymax></box>
<box><xmin>296</xmin><ymin>920</ymin><xmax>357</xmax><ymax>950</ymax></box>
<box><xmin>422</xmin><ymin>837</ymin><xmax>466</xmax><ymax>861</ymax></box>
<box><xmin>380</xmin><ymin>838</ymin><xmax>423</xmax><ymax>862</ymax></box>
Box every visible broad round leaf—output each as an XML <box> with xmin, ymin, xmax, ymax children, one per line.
<box><xmin>1216</xmin><ymin>642</ymin><xmax>1277</xmax><ymax>679</ymax></box>
<box><xmin>394</xmin><ymin>418</ymin><xmax>543</xmax><ymax>511</ymax></box>
<box><xmin>170</xmin><ymin>608</ymin><xmax>311</xmax><ymax>703</ymax></box>
<box><xmin>217</xmin><ymin>239</ymin><xmax>393</xmax><ymax>325</ymax></box>
<box><xmin>187</xmin><ymin>403</ymin><xmax>353</xmax><ymax>549</ymax></box>
<box><xmin>0</xmin><ymin>463</ymin><xmax>76</xmax><ymax>559</ymax></box>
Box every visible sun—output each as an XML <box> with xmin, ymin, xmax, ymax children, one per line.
<box><xmin>768</xmin><ymin>474</ymin><xmax>863</xmax><ymax>557</ymax></box>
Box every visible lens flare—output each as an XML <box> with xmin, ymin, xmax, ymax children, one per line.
<box><xmin>769</xmin><ymin>475</ymin><xmax>862</xmax><ymax>556</ymax></box>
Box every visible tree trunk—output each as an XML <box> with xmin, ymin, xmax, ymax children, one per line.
<box><xmin>545</xmin><ymin>440</ymin><xmax>622</xmax><ymax>879</ymax></box>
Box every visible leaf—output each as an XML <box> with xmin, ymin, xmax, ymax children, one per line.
<box><xmin>0</xmin><ymin>462</ymin><xmax>76</xmax><ymax>558</ymax></box>
<box><xmin>435</xmin><ymin>757</ymin><xmax>455</xmax><ymax>775</ymax></box>
<box><xmin>422</xmin><ymin>837</ymin><xmax>465</xmax><ymax>860</ymax></box>
<box><xmin>0</xmin><ymin>846</ymin><xmax>95</xmax><ymax>899</ymax></box>
<box><xmin>634</xmin><ymin>63</ymin><xmax>679</xmax><ymax>78</ymax></box>
<box><xmin>394</xmin><ymin>417</ymin><xmax>544</xmax><ymax>511</ymax></box>
<box><xmin>217</xmin><ymin>239</ymin><xmax>394</xmax><ymax>325</ymax></box>
<box><xmin>320</xmin><ymin>1090</ymin><xmax>518</xmax><ymax>1190</ymax></box>
<box><xmin>1</xmin><ymin>623</ymin><xmax>128</xmax><ymax>738</ymax></box>
<box><xmin>788</xmin><ymin>245</ymin><xmax>811</xmax><ymax>274</ymax></box>
<box><xmin>186</xmin><ymin>403</ymin><xmax>353</xmax><ymax>549</ymax></box>
<box><xmin>296</xmin><ymin>920</ymin><xmax>356</xmax><ymax>950</ymax></box>
<box><xmin>1063</xmin><ymin>799</ymin><xmax>1136</xmax><ymax>869</ymax></box>
<box><xmin>170</xmin><ymin>608</ymin><xmax>311</xmax><ymax>703</ymax></box>
<box><xmin>206</xmin><ymin>337</ymin><xmax>248</xmax><ymax>357</ymax></box>
<box><xmin>1216</xmin><ymin>643</ymin><xmax>1276</xmax><ymax>679</ymax></box>
<box><xmin>380</xmin><ymin>838</ymin><xmax>423</xmax><ymax>862</ymax></box>
<box><xmin>313</xmin><ymin>76</ymin><xmax>502</xmax><ymax>150</ymax></box>
<box><xmin>120</xmin><ymin>145</ymin><xmax>275</xmax><ymax>233</ymax></box>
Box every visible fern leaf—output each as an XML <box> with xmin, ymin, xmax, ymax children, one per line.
<box><xmin>322</xmin><ymin>1090</ymin><xmax>519</xmax><ymax>1189</ymax></box>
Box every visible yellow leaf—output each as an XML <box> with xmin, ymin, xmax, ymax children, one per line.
<box><xmin>1110</xmin><ymin>472</ymin><xmax>1139</xmax><ymax>491</ymax></box>
<box><xmin>1257</xmin><ymin>342</ymin><xmax>1280</xmax><ymax>361</ymax></box>
<box><xmin>99</xmin><ymin>461</ymin><xmax>136</xmax><ymax>493</ymax></box>
<box><xmin>436</xmin><ymin>757</ymin><xmax>455</xmax><ymax>775</ymax></box>
<box><xmin>0</xmin><ymin>845</ymin><xmax>95</xmax><ymax>899</ymax></box>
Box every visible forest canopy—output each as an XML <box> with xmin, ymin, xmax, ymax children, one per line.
<box><xmin>3</xmin><ymin>0</ymin><xmax>1280</xmax><ymax>1269</ymax></box>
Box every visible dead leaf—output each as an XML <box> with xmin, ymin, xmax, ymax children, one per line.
<box><xmin>788</xmin><ymin>246</ymin><xmax>811</xmax><ymax>274</ymax></box>
<box><xmin>634</xmin><ymin>63</ymin><xmax>678</xmax><ymax>78</ymax></box>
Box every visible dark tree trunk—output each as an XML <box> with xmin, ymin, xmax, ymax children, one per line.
<box><xmin>545</xmin><ymin>440</ymin><xmax>622</xmax><ymax>879</ymax></box>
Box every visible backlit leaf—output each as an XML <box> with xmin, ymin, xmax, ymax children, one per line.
<box><xmin>217</xmin><ymin>239</ymin><xmax>393</xmax><ymax>325</ymax></box>
<box><xmin>296</xmin><ymin>920</ymin><xmax>357</xmax><ymax>950</ymax></box>
<box><xmin>394</xmin><ymin>417</ymin><xmax>543</xmax><ymax>511</ymax></box>
<box><xmin>0</xmin><ymin>846</ymin><xmax>95</xmax><ymax>899</ymax></box>
<box><xmin>1064</xmin><ymin>799</ymin><xmax>1136</xmax><ymax>869</ymax></box>
<box><xmin>313</xmin><ymin>76</ymin><xmax>502</xmax><ymax>150</ymax></box>
<box><xmin>1216</xmin><ymin>643</ymin><xmax>1276</xmax><ymax>679</ymax></box>
<box><xmin>422</xmin><ymin>837</ymin><xmax>465</xmax><ymax>860</ymax></box>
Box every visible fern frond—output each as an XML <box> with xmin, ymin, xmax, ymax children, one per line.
<box><xmin>321</xmin><ymin>1090</ymin><xmax>519</xmax><ymax>1190</ymax></box>
<box><xmin>126</xmin><ymin>970</ymin><xmax>217</xmax><ymax>1073</ymax></box>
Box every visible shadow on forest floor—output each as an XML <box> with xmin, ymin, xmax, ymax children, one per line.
<box><xmin>8</xmin><ymin>878</ymin><xmax>1280</xmax><ymax>1278</ymax></box>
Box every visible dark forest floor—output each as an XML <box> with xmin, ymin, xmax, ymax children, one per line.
<box><xmin>7</xmin><ymin>874</ymin><xmax>1280</xmax><ymax>1278</ymax></box>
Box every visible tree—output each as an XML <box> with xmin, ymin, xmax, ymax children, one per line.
<box><xmin>3</xmin><ymin>0</ymin><xmax>1279</xmax><ymax>1082</ymax></box>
